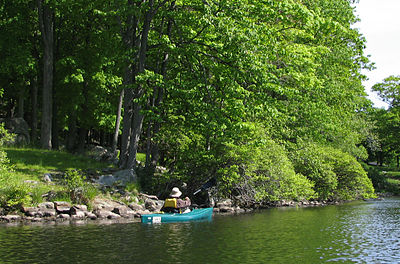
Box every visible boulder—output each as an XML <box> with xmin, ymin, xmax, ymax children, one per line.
<box><xmin>70</xmin><ymin>205</ymin><xmax>88</xmax><ymax>215</ymax></box>
<box><xmin>87</xmin><ymin>145</ymin><xmax>118</xmax><ymax>164</ymax></box>
<box><xmin>135</xmin><ymin>209</ymin><xmax>151</xmax><ymax>217</ymax></box>
<box><xmin>43</xmin><ymin>173</ymin><xmax>53</xmax><ymax>182</ymax></box>
<box><xmin>22</xmin><ymin>207</ymin><xmax>39</xmax><ymax>217</ymax></box>
<box><xmin>112</xmin><ymin>206</ymin><xmax>127</xmax><ymax>215</ymax></box>
<box><xmin>58</xmin><ymin>214</ymin><xmax>70</xmax><ymax>219</ymax></box>
<box><xmin>96</xmin><ymin>175</ymin><xmax>116</xmax><ymax>187</ymax></box>
<box><xmin>107</xmin><ymin>212</ymin><xmax>121</xmax><ymax>219</ymax></box>
<box><xmin>38</xmin><ymin>202</ymin><xmax>55</xmax><ymax>209</ymax></box>
<box><xmin>54</xmin><ymin>201</ymin><xmax>71</xmax><ymax>207</ymax></box>
<box><xmin>219</xmin><ymin>206</ymin><xmax>235</xmax><ymax>213</ymax></box>
<box><xmin>113</xmin><ymin>169</ymin><xmax>137</xmax><ymax>185</ymax></box>
<box><xmin>71</xmin><ymin>211</ymin><xmax>86</xmax><ymax>219</ymax></box>
<box><xmin>55</xmin><ymin>206</ymin><xmax>71</xmax><ymax>214</ymax></box>
<box><xmin>112</xmin><ymin>206</ymin><xmax>136</xmax><ymax>218</ymax></box>
<box><xmin>216</xmin><ymin>199</ymin><xmax>232</xmax><ymax>208</ymax></box>
<box><xmin>2</xmin><ymin>117</ymin><xmax>30</xmax><ymax>145</ymax></box>
<box><xmin>128</xmin><ymin>203</ymin><xmax>145</xmax><ymax>211</ymax></box>
<box><xmin>40</xmin><ymin>209</ymin><xmax>56</xmax><ymax>217</ymax></box>
<box><xmin>235</xmin><ymin>207</ymin><xmax>245</xmax><ymax>214</ymax></box>
<box><xmin>144</xmin><ymin>199</ymin><xmax>159</xmax><ymax>211</ymax></box>
<box><xmin>85</xmin><ymin>212</ymin><xmax>97</xmax><ymax>220</ymax></box>
<box><xmin>94</xmin><ymin>209</ymin><xmax>113</xmax><ymax>219</ymax></box>
<box><xmin>1</xmin><ymin>215</ymin><xmax>21</xmax><ymax>222</ymax></box>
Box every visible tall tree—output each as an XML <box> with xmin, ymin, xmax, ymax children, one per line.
<box><xmin>38</xmin><ymin>0</ymin><xmax>54</xmax><ymax>149</ymax></box>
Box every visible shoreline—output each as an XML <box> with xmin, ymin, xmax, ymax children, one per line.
<box><xmin>1</xmin><ymin>195</ymin><xmax>391</xmax><ymax>226</ymax></box>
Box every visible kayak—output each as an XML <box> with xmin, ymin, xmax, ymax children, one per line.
<box><xmin>141</xmin><ymin>208</ymin><xmax>213</xmax><ymax>224</ymax></box>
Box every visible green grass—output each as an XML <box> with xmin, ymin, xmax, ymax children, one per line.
<box><xmin>3</xmin><ymin>147</ymin><xmax>114</xmax><ymax>181</ymax></box>
<box><xmin>365</xmin><ymin>164</ymin><xmax>400</xmax><ymax>195</ymax></box>
<box><xmin>0</xmin><ymin>147</ymin><xmax>149</xmax><ymax>208</ymax></box>
<box><xmin>137</xmin><ymin>152</ymin><xmax>146</xmax><ymax>163</ymax></box>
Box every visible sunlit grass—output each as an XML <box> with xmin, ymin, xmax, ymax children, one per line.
<box><xmin>3</xmin><ymin>147</ymin><xmax>114</xmax><ymax>181</ymax></box>
<box><xmin>137</xmin><ymin>152</ymin><xmax>146</xmax><ymax>163</ymax></box>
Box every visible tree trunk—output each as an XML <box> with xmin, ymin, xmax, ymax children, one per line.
<box><xmin>125</xmin><ymin>0</ymin><xmax>154</xmax><ymax>169</ymax></box>
<box><xmin>77</xmin><ymin>80</ymin><xmax>90</xmax><ymax>154</ymax></box>
<box><xmin>112</xmin><ymin>89</ymin><xmax>124</xmax><ymax>154</ymax></box>
<box><xmin>77</xmin><ymin>127</ymin><xmax>88</xmax><ymax>154</ymax></box>
<box><xmin>126</xmin><ymin>103</ymin><xmax>145</xmax><ymax>168</ymax></box>
<box><xmin>66</xmin><ymin>110</ymin><xmax>77</xmax><ymax>152</ymax></box>
<box><xmin>118</xmin><ymin>1</ymin><xmax>137</xmax><ymax>168</ymax></box>
<box><xmin>120</xmin><ymin>75</ymin><xmax>134</xmax><ymax>168</ymax></box>
<box><xmin>52</xmin><ymin>93</ymin><xmax>59</xmax><ymax>150</ymax></box>
<box><xmin>31</xmin><ymin>77</ymin><xmax>38</xmax><ymax>144</ymax></box>
<box><xmin>147</xmin><ymin>9</ymin><xmax>173</xmax><ymax>169</ymax></box>
<box><xmin>17</xmin><ymin>88</ymin><xmax>24</xmax><ymax>118</ymax></box>
<box><xmin>38</xmin><ymin>0</ymin><xmax>54</xmax><ymax>150</ymax></box>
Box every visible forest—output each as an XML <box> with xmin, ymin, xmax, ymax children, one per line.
<box><xmin>2</xmin><ymin>0</ymin><xmax>398</xmax><ymax>208</ymax></box>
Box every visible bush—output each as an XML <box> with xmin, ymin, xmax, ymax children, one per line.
<box><xmin>63</xmin><ymin>169</ymin><xmax>98</xmax><ymax>205</ymax></box>
<box><xmin>216</xmin><ymin>131</ymin><xmax>315</xmax><ymax>205</ymax></box>
<box><xmin>0</xmin><ymin>175</ymin><xmax>31</xmax><ymax>210</ymax></box>
<box><xmin>291</xmin><ymin>143</ymin><xmax>375</xmax><ymax>200</ymax></box>
<box><xmin>0</xmin><ymin>124</ymin><xmax>31</xmax><ymax>210</ymax></box>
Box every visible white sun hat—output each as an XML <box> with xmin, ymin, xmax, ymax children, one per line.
<box><xmin>170</xmin><ymin>187</ymin><xmax>182</xmax><ymax>198</ymax></box>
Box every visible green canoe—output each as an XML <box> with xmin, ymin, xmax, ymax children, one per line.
<box><xmin>141</xmin><ymin>208</ymin><xmax>213</xmax><ymax>224</ymax></box>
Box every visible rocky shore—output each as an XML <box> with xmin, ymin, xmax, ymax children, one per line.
<box><xmin>0</xmin><ymin>193</ymin><xmax>344</xmax><ymax>225</ymax></box>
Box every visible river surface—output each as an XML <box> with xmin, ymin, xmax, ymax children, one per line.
<box><xmin>1</xmin><ymin>198</ymin><xmax>400</xmax><ymax>263</ymax></box>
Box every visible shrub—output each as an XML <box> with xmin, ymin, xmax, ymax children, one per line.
<box><xmin>291</xmin><ymin>143</ymin><xmax>375</xmax><ymax>200</ymax></box>
<box><xmin>0</xmin><ymin>125</ymin><xmax>31</xmax><ymax>210</ymax></box>
<box><xmin>63</xmin><ymin>169</ymin><xmax>98</xmax><ymax>204</ymax></box>
<box><xmin>216</xmin><ymin>132</ymin><xmax>315</xmax><ymax>205</ymax></box>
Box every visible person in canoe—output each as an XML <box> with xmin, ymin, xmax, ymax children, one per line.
<box><xmin>161</xmin><ymin>187</ymin><xmax>191</xmax><ymax>213</ymax></box>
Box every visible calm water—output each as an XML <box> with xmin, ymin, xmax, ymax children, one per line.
<box><xmin>1</xmin><ymin>198</ymin><xmax>400</xmax><ymax>263</ymax></box>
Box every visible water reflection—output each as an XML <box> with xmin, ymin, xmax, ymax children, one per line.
<box><xmin>1</xmin><ymin>198</ymin><xmax>400</xmax><ymax>263</ymax></box>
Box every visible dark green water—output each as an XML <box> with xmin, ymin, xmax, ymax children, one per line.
<box><xmin>1</xmin><ymin>198</ymin><xmax>400</xmax><ymax>264</ymax></box>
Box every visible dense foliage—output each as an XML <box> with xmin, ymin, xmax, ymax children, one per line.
<box><xmin>1</xmin><ymin>0</ymin><xmax>377</xmax><ymax>205</ymax></box>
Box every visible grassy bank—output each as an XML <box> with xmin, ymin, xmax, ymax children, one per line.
<box><xmin>364</xmin><ymin>163</ymin><xmax>400</xmax><ymax>195</ymax></box>
<box><xmin>4</xmin><ymin>147</ymin><xmax>115</xmax><ymax>181</ymax></box>
<box><xmin>0</xmin><ymin>147</ymin><xmax>125</xmax><ymax>212</ymax></box>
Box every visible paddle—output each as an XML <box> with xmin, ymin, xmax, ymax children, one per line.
<box><xmin>193</xmin><ymin>177</ymin><xmax>216</xmax><ymax>195</ymax></box>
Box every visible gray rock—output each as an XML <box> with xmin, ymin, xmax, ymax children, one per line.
<box><xmin>94</xmin><ymin>209</ymin><xmax>113</xmax><ymax>219</ymax></box>
<box><xmin>128</xmin><ymin>203</ymin><xmax>145</xmax><ymax>211</ymax></box>
<box><xmin>107</xmin><ymin>212</ymin><xmax>121</xmax><ymax>219</ymax></box>
<box><xmin>145</xmin><ymin>199</ymin><xmax>162</xmax><ymax>211</ymax></box>
<box><xmin>235</xmin><ymin>207</ymin><xmax>245</xmax><ymax>214</ymax></box>
<box><xmin>219</xmin><ymin>206</ymin><xmax>235</xmax><ymax>213</ymax></box>
<box><xmin>40</xmin><ymin>209</ymin><xmax>56</xmax><ymax>217</ymax></box>
<box><xmin>55</xmin><ymin>206</ymin><xmax>71</xmax><ymax>214</ymax></box>
<box><xmin>96</xmin><ymin>175</ymin><xmax>116</xmax><ymax>186</ymax></box>
<box><xmin>43</xmin><ymin>173</ymin><xmax>53</xmax><ymax>182</ymax></box>
<box><xmin>124</xmin><ymin>209</ymin><xmax>136</xmax><ymax>218</ymax></box>
<box><xmin>112</xmin><ymin>206</ymin><xmax>127</xmax><ymax>215</ymax></box>
<box><xmin>24</xmin><ymin>180</ymin><xmax>39</xmax><ymax>185</ymax></box>
<box><xmin>2</xmin><ymin>117</ymin><xmax>30</xmax><ymax>145</ymax></box>
<box><xmin>87</xmin><ymin>145</ymin><xmax>118</xmax><ymax>163</ymax></box>
<box><xmin>85</xmin><ymin>212</ymin><xmax>97</xmax><ymax>220</ymax></box>
<box><xmin>216</xmin><ymin>199</ymin><xmax>232</xmax><ymax>208</ymax></box>
<box><xmin>112</xmin><ymin>206</ymin><xmax>135</xmax><ymax>218</ymax></box>
<box><xmin>38</xmin><ymin>202</ymin><xmax>55</xmax><ymax>209</ymax></box>
<box><xmin>22</xmin><ymin>207</ymin><xmax>38</xmax><ymax>216</ymax></box>
<box><xmin>1</xmin><ymin>215</ymin><xmax>21</xmax><ymax>222</ymax></box>
<box><xmin>71</xmin><ymin>211</ymin><xmax>85</xmax><ymax>219</ymax></box>
<box><xmin>135</xmin><ymin>209</ymin><xmax>151</xmax><ymax>217</ymax></box>
<box><xmin>113</xmin><ymin>169</ymin><xmax>136</xmax><ymax>185</ymax></box>
<box><xmin>58</xmin><ymin>214</ymin><xmax>70</xmax><ymax>219</ymax></box>
<box><xmin>54</xmin><ymin>201</ymin><xmax>71</xmax><ymax>207</ymax></box>
<box><xmin>70</xmin><ymin>205</ymin><xmax>88</xmax><ymax>215</ymax></box>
